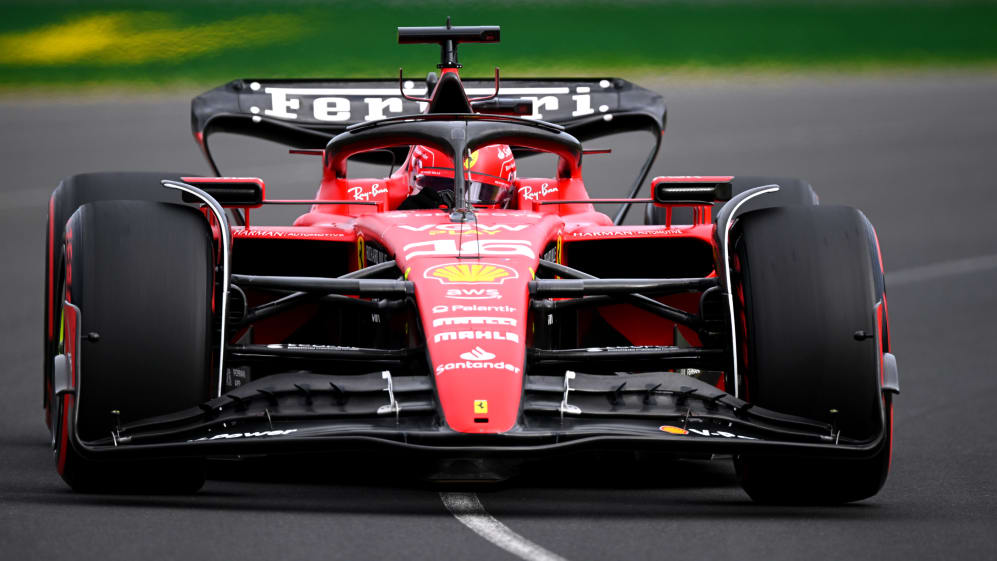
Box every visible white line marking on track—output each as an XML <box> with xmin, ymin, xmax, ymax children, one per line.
<box><xmin>440</xmin><ymin>492</ymin><xmax>569</xmax><ymax>561</ymax></box>
<box><xmin>887</xmin><ymin>253</ymin><xmax>997</xmax><ymax>287</ymax></box>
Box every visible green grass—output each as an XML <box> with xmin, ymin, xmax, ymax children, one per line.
<box><xmin>2</xmin><ymin>1</ymin><xmax>997</xmax><ymax>89</ymax></box>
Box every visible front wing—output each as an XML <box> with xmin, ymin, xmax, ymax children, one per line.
<box><xmin>65</xmin><ymin>370</ymin><xmax>889</xmax><ymax>462</ymax></box>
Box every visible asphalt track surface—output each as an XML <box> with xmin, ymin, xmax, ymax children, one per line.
<box><xmin>2</xmin><ymin>74</ymin><xmax>996</xmax><ymax>560</ymax></box>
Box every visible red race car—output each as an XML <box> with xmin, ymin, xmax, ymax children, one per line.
<box><xmin>42</xmin><ymin>21</ymin><xmax>898</xmax><ymax>503</ymax></box>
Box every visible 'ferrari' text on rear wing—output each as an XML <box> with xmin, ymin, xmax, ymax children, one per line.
<box><xmin>191</xmin><ymin>77</ymin><xmax>664</xmax><ymax>151</ymax></box>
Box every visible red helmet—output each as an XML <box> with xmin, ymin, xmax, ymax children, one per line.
<box><xmin>409</xmin><ymin>144</ymin><xmax>517</xmax><ymax>208</ymax></box>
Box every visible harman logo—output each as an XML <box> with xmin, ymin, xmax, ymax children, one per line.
<box><xmin>460</xmin><ymin>347</ymin><xmax>496</xmax><ymax>361</ymax></box>
<box><xmin>425</xmin><ymin>262</ymin><xmax>518</xmax><ymax>284</ymax></box>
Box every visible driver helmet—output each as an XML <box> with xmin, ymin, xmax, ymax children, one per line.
<box><xmin>409</xmin><ymin>144</ymin><xmax>517</xmax><ymax>208</ymax></box>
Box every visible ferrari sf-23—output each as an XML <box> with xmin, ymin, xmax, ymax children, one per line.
<box><xmin>42</xmin><ymin>22</ymin><xmax>899</xmax><ymax>503</ymax></box>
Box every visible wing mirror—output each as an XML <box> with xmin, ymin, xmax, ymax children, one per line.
<box><xmin>179</xmin><ymin>177</ymin><xmax>265</xmax><ymax>207</ymax></box>
<box><xmin>652</xmin><ymin>176</ymin><xmax>732</xmax><ymax>204</ymax></box>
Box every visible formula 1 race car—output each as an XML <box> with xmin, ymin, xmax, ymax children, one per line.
<box><xmin>42</xmin><ymin>21</ymin><xmax>898</xmax><ymax>503</ymax></box>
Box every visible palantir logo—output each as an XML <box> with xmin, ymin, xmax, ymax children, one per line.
<box><xmin>460</xmin><ymin>347</ymin><xmax>496</xmax><ymax>361</ymax></box>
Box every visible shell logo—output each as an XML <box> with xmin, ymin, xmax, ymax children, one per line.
<box><xmin>425</xmin><ymin>263</ymin><xmax>518</xmax><ymax>284</ymax></box>
<box><xmin>659</xmin><ymin>425</ymin><xmax>689</xmax><ymax>435</ymax></box>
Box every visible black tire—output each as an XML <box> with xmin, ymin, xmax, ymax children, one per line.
<box><xmin>44</xmin><ymin>172</ymin><xmax>188</xmax><ymax>429</ymax></box>
<box><xmin>732</xmin><ymin>205</ymin><xmax>891</xmax><ymax>504</ymax></box>
<box><xmin>644</xmin><ymin>176</ymin><xmax>817</xmax><ymax>226</ymax></box>
<box><xmin>55</xmin><ymin>200</ymin><xmax>213</xmax><ymax>493</ymax></box>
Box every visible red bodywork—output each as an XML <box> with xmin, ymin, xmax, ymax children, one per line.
<box><xmin>220</xmin><ymin>138</ymin><xmax>718</xmax><ymax>435</ymax></box>
<box><xmin>191</xmin><ymin>66</ymin><xmax>728</xmax><ymax>434</ymax></box>
<box><xmin>235</xmin><ymin>191</ymin><xmax>715</xmax><ymax>433</ymax></box>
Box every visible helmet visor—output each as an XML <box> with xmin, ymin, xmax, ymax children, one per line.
<box><xmin>414</xmin><ymin>172</ymin><xmax>509</xmax><ymax>206</ymax></box>
<box><xmin>468</xmin><ymin>180</ymin><xmax>509</xmax><ymax>206</ymax></box>
<box><xmin>414</xmin><ymin>173</ymin><xmax>454</xmax><ymax>194</ymax></box>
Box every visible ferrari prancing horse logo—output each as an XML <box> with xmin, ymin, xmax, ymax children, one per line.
<box><xmin>474</xmin><ymin>400</ymin><xmax>488</xmax><ymax>414</ymax></box>
<box><xmin>464</xmin><ymin>150</ymin><xmax>479</xmax><ymax>169</ymax></box>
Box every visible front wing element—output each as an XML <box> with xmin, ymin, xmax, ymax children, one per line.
<box><xmin>66</xmin><ymin>371</ymin><xmax>888</xmax><ymax>461</ymax></box>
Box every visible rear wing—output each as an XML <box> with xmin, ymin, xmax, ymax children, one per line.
<box><xmin>191</xmin><ymin>77</ymin><xmax>666</xmax><ymax>223</ymax></box>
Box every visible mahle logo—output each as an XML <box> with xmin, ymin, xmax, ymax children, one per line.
<box><xmin>425</xmin><ymin>262</ymin><xmax>518</xmax><ymax>284</ymax></box>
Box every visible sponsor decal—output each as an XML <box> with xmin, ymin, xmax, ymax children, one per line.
<box><xmin>266</xmin><ymin>343</ymin><xmax>360</xmax><ymax>350</ymax></box>
<box><xmin>435</xmin><ymin>360</ymin><xmax>521</xmax><ymax>376</ymax></box>
<box><xmin>424</xmin><ymin>262</ymin><xmax>518</xmax><ymax>285</ymax></box>
<box><xmin>404</xmin><ymin>239</ymin><xmax>534</xmax><ymax>259</ymax></box>
<box><xmin>348</xmin><ymin>183</ymin><xmax>387</xmax><ymax>201</ymax></box>
<box><xmin>260</xmin><ymin>86</ymin><xmax>606</xmax><ymax>122</ymax></box>
<box><xmin>464</xmin><ymin>150</ymin><xmax>479</xmax><ymax>168</ymax></box>
<box><xmin>659</xmin><ymin>425</ymin><xmax>689</xmax><ymax>435</ymax></box>
<box><xmin>434</xmin><ymin>330</ymin><xmax>519</xmax><ymax>344</ymax></box>
<box><xmin>657</xmin><ymin>425</ymin><xmax>756</xmax><ymax>440</ymax></box>
<box><xmin>189</xmin><ymin>429</ymin><xmax>298</xmax><ymax>442</ymax></box>
<box><xmin>432</xmin><ymin>304</ymin><xmax>516</xmax><ymax>314</ymax></box>
<box><xmin>387</xmin><ymin>211</ymin><xmax>542</xmax><ymax>219</ymax></box>
<box><xmin>566</xmin><ymin>228</ymin><xmax>683</xmax><ymax>239</ymax></box>
<box><xmin>399</xmin><ymin>223</ymin><xmax>529</xmax><ymax>236</ymax></box>
<box><xmin>232</xmin><ymin>230</ymin><xmax>346</xmax><ymax>239</ymax></box>
<box><xmin>433</xmin><ymin>317</ymin><xmax>517</xmax><ymax>328</ymax></box>
<box><xmin>518</xmin><ymin>183</ymin><xmax>558</xmax><ymax>201</ymax></box>
<box><xmin>688</xmin><ymin>429</ymin><xmax>756</xmax><ymax>439</ymax></box>
<box><xmin>446</xmin><ymin>288</ymin><xmax>501</xmax><ymax>300</ymax></box>
<box><xmin>365</xmin><ymin>243</ymin><xmax>389</xmax><ymax>266</ymax></box>
<box><xmin>584</xmin><ymin>346</ymin><xmax>665</xmax><ymax>353</ymax></box>
<box><xmin>474</xmin><ymin>400</ymin><xmax>488</xmax><ymax>414</ymax></box>
<box><xmin>461</xmin><ymin>346</ymin><xmax>496</xmax><ymax>360</ymax></box>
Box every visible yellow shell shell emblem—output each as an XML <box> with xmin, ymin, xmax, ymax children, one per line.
<box><xmin>463</xmin><ymin>150</ymin><xmax>479</xmax><ymax>169</ymax></box>
<box><xmin>432</xmin><ymin>263</ymin><xmax>510</xmax><ymax>283</ymax></box>
<box><xmin>659</xmin><ymin>425</ymin><xmax>689</xmax><ymax>435</ymax></box>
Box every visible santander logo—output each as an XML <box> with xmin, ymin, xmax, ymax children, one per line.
<box><xmin>460</xmin><ymin>347</ymin><xmax>496</xmax><ymax>361</ymax></box>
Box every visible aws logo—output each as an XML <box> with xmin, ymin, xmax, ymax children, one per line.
<box><xmin>425</xmin><ymin>262</ymin><xmax>518</xmax><ymax>285</ymax></box>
